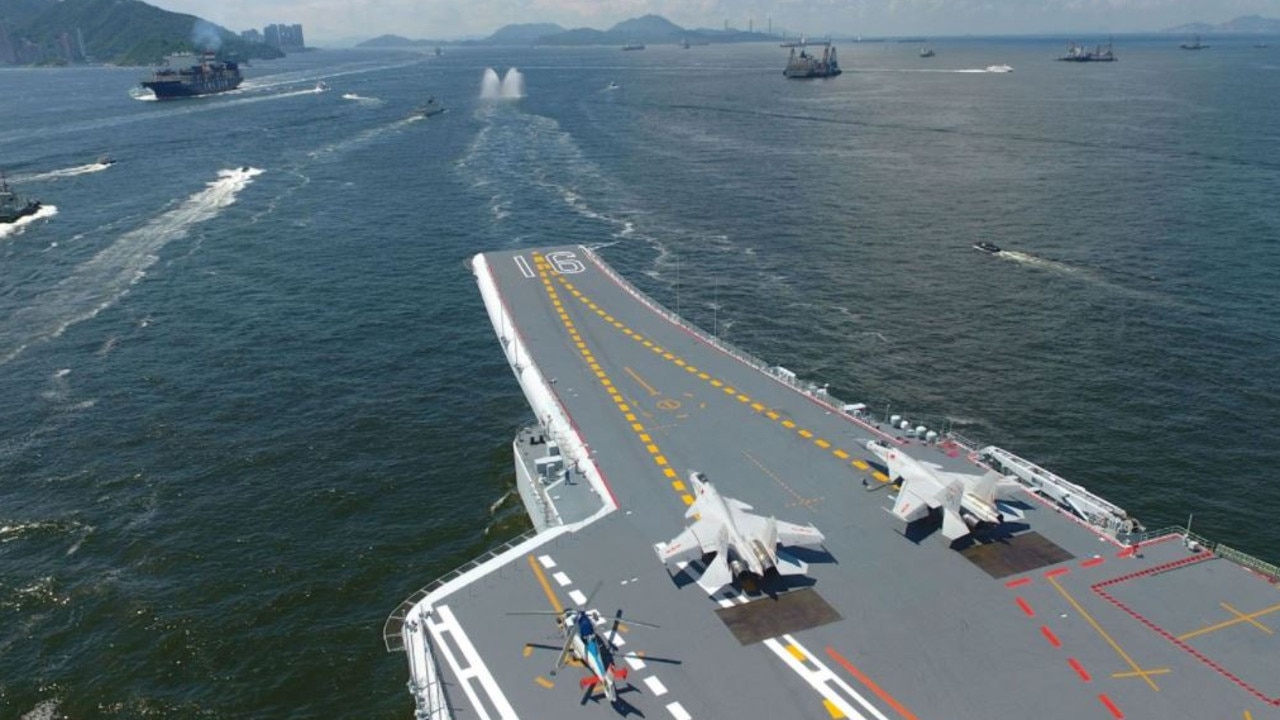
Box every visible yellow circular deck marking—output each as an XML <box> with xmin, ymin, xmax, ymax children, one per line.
<box><xmin>656</xmin><ymin>398</ymin><xmax>682</xmax><ymax>411</ymax></box>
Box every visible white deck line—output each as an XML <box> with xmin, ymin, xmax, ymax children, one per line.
<box><xmin>427</xmin><ymin>605</ymin><xmax>518</xmax><ymax>720</ymax></box>
<box><xmin>643</xmin><ymin>675</ymin><xmax>669</xmax><ymax>697</ymax></box>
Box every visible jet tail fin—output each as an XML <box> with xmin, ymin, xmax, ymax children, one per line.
<box><xmin>941</xmin><ymin>480</ymin><xmax>970</xmax><ymax>540</ymax></box>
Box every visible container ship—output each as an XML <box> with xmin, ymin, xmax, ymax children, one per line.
<box><xmin>140</xmin><ymin>52</ymin><xmax>243</xmax><ymax>100</ymax></box>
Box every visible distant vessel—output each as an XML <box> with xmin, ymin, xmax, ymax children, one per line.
<box><xmin>973</xmin><ymin>240</ymin><xmax>1002</xmax><ymax>254</ymax></box>
<box><xmin>413</xmin><ymin>96</ymin><xmax>446</xmax><ymax>118</ymax></box>
<box><xmin>622</xmin><ymin>42</ymin><xmax>645</xmax><ymax>51</ymax></box>
<box><xmin>434</xmin><ymin>47</ymin><xmax>443</xmax><ymax>56</ymax></box>
<box><xmin>681</xmin><ymin>38</ymin><xmax>691</xmax><ymax>49</ymax></box>
<box><xmin>1181</xmin><ymin>35</ymin><xmax>1209</xmax><ymax>50</ymax></box>
<box><xmin>314</xmin><ymin>80</ymin><xmax>330</xmax><ymax>93</ymax></box>
<box><xmin>140</xmin><ymin>52</ymin><xmax>243</xmax><ymax>100</ymax></box>
<box><xmin>607</xmin><ymin>81</ymin><xmax>619</xmax><ymax>90</ymax></box>
<box><xmin>1058</xmin><ymin>40</ymin><xmax>1116</xmax><ymax>62</ymax></box>
<box><xmin>919</xmin><ymin>46</ymin><xmax>935</xmax><ymax>58</ymax></box>
<box><xmin>1255</xmin><ymin>42</ymin><xmax>1270</xmax><ymax>48</ymax></box>
<box><xmin>1</xmin><ymin>172</ymin><xmax>41</xmax><ymax>225</ymax></box>
<box><xmin>97</xmin><ymin>155</ymin><xmax>115</xmax><ymax>166</ymax></box>
<box><xmin>784</xmin><ymin>42</ymin><xmax>842</xmax><ymax>78</ymax></box>
<box><xmin>985</xmin><ymin>64</ymin><xmax>1014</xmax><ymax>73</ymax></box>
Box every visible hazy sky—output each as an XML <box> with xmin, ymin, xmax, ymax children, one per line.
<box><xmin>151</xmin><ymin>0</ymin><xmax>1274</xmax><ymax>45</ymax></box>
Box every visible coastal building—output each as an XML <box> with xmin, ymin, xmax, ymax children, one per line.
<box><xmin>264</xmin><ymin>23</ymin><xmax>305</xmax><ymax>50</ymax></box>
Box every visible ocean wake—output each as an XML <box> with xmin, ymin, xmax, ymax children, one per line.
<box><xmin>14</xmin><ymin>161</ymin><xmax>113</xmax><ymax>183</ymax></box>
<box><xmin>0</xmin><ymin>168</ymin><xmax>262</xmax><ymax>365</ymax></box>
<box><xmin>0</xmin><ymin>205</ymin><xmax>58</xmax><ymax>241</ymax></box>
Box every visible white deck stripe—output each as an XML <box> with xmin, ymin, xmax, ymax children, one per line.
<box><xmin>623</xmin><ymin>655</ymin><xmax>647</xmax><ymax>671</ymax></box>
<box><xmin>666</xmin><ymin>701</ymin><xmax>692</xmax><ymax>720</ymax></box>
<box><xmin>644</xmin><ymin>675</ymin><xmax>669</xmax><ymax>697</ymax></box>
<box><xmin>553</xmin><ymin>571</ymin><xmax>572</xmax><ymax>586</ymax></box>
<box><xmin>568</xmin><ymin>589</ymin><xmax>587</xmax><ymax>605</ymax></box>
<box><xmin>432</xmin><ymin>604</ymin><xmax>519</xmax><ymax>719</ymax></box>
<box><xmin>537</xmin><ymin>554</ymin><xmax>556</xmax><ymax>569</ymax></box>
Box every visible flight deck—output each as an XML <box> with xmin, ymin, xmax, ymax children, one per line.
<box><xmin>386</xmin><ymin>246</ymin><xmax>1280</xmax><ymax>720</ymax></box>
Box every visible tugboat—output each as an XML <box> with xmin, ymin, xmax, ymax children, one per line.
<box><xmin>413</xmin><ymin>96</ymin><xmax>447</xmax><ymax>118</ymax></box>
<box><xmin>1</xmin><ymin>172</ymin><xmax>42</xmax><ymax>225</ymax></box>
<box><xmin>973</xmin><ymin>241</ymin><xmax>1002</xmax><ymax>254</ymax></box>
<box><xmin>784</xmin><ymin>41</ymin><xmax>842</xmax><ymax>78</ymax></box>
<box><xmin>141</xmin><ymin>52</ymin><xmax>243</xmax><ymax>99</ymax></box>
<box><xmin>1180</xmin><ymin>35</ymin><xmax>1209</xmax><ymax>50</ymax></box>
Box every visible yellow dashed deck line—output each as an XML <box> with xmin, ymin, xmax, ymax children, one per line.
<box><xmin>815</xmin><ymin>439</ymin><xmax>831</xmax><ymax>449</ymax></box>
<box><xmin>781</xmin><ymin>420</ymin><xmax>796</xmax><ymax>429</ymax></box>
<box><xmin>672</xmin><ymin>480</ymin><xmax>686</xmax><ymax>491</ymax></box>
<box><xmin>682</xmin><ymin>494</ymin><xmax>695</xmax><ymax>505</ymax></box>
<box><xmin>833</xmin><ymin>449</ymin><xmax>849</xmax><ymax>459</ymax></box>
<box><xmin>852</xmin><ymin>459</ymin><xmax>869</xmax><ymax>470</ymax></box>
<box><xmin>798</xmin><ymin>429</ymin><xmax>813</xmax><ymax>439</ymax></box>
<box><xmin>536</xmin><ymin>676</ymin><xmax>555</xmax><ymax>689</ymax></box>
<box><xmin>664</xmin><ymin>468</ymin><xmax>678</xmax><ymax>479</ymax></box>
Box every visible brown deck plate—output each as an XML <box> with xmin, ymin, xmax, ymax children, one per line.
<box><xmin>960</xmin><ymin>531</ymin><xmax>1074</xmax><ymax>578</ymax></box>
<box><xmin>716</xmin><ymin>588</ymin><xmax>842</xmax><ymax>645</ymax></box>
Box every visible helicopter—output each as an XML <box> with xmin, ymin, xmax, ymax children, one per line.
<box><xmin>511</xmin><ymin>582</ymin><xmax>673</xmax><ymax>706</ymax></box>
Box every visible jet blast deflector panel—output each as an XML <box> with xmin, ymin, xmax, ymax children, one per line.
<box><xmin>960</xmin><ymin>531</ymin><xmax>1075</xmax><ymax>578</ymax></box>
<box><xmin>716</xmin><ymin>588</ymin><xmax>842</xmax><ymax>645</ymax></box>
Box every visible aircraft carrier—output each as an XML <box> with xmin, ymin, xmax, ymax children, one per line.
<box><xmin>385</xmin><ymin>245</ymin><xmax>1280</xmax><ymax>720</ymax></box>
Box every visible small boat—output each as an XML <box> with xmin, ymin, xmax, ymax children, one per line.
<box><xmin>622</xmin><ymin>43</ymin><xmax>645</xmax><ymax>51</ymax></box>
<box><xmin>97</xmin><ymin>155</ymin><xmax>115</xmax><ymax>166</ymax></box>
<box><xmin>413</xmin><ymin>96</ymin><xmax>447</xmax><ymax>118</ymax></box>
<box><xmin>919</xmin><ymin>47</ymin><xmax>935</xmax><ymax>58</ymax></box>
<box><xmin>985</xmin><ymin>64</ymin><xmax>1013</xmax><ymax>73</ymax></box>
<box><xmin>314</xmin><ymin>80</ymin><xmax>330</xmax><ymax>92</ymax></box>
<box><xmin>1</xmin><ymin>172</ymin><xmax>42</xmax><ymax>225</ymax></box>
<box><xmin>1180</xmin><ymin>35</ymin><xmax>1209</xmax><ymax>50</ymax></box>
<box><xmin>606</xmin><ymin>81</ymin><xmax>619</xmax><ymax>90</ymax></box>
<box><xmin>973</xmin><ymin>241</ymin><xmax>1002</xmax><ymax>254</ymax></box>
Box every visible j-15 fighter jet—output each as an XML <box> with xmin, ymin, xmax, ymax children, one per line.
<box><xmin>866</xmin><ymin>439</ymin><xmax>1022</xmax><ymax>541</ymax></box>
<box><xmin>655</xmin><ymin>471</ymin><xmax>826</xmax><ymax>589</ymax></box>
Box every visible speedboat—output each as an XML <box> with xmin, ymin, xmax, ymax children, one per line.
<box><xmin>1</xmin><ymin>172</ymin><xmax>42</xmax><ymax>225</ymax></box>
<box><xmin>985</xmin><ymin>64</ymin><xmax>1013</xmax><ymax>73</ymax></box>
<box><xmin>413</xmin><ymin>96</ymin><xmax>446</xmax><ymax>118</ymax></box>
<box><xmin>973</xmin><ymin>241</ymin><xmax>1002</xmax><ymax>254</ymax></box>
<box><xmin>315</xmin><ymin>81</ymin><xmax>330</xmax><ymax>92</ymax></box>
<box><xmin>97</xmin><ymin>155</ymin><xmax>115</xmax><ymax>165</ymax></box>
<box><xmin>607</xmin><ymin>81</ymin><xmax>619</xmax><ymax>90</ymax></box>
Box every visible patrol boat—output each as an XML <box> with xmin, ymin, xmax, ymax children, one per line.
<box><xmin>1</xmin><ymin>172</ymin><xmax>41</xmax><ymax>225</ymax></box>
<box><xmin>386</xmin><ymin>245</ymin><xmax>1280</xmax><ymax>720</ymax></box>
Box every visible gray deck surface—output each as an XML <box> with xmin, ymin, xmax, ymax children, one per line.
<box><xmin>425</xmin><ymin>246</ymin><xmax>1280</xmax><ymax>720</ymax></box>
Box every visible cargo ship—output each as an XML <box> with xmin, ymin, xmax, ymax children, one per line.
<box><xmin>1059</xmin><ymin>40</ymin><xmax>1117</xmax><ymax>62</ymax></box>
<box><xmin>140</xmin><ymin>52</ymin><xmax>243</xmax><ymax>100</ymax></box>
<box><xmin>385</xmin><ymin>245</ymin><xmax>1280</xmax><ymax>720</ymax></box>
<box><xmin>784</xmin><ymin>42</ymin><xmax>841</xmax><ymax>78</ymax></box>
<box><xmin>1</xmin><ymin>172</ymin><xmax>41</xmax><ymax>225</ymax></box>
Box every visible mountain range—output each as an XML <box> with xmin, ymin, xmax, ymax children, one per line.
<box><xmin>0</xmin><ymin>0</ymin><xmax>284</xmax><ymax>66</ymax></box>
<box><xmin>1163</xmin><ymin>15</ymin><xmax>1280</xmax><ymax>34</ymax></box>
<box><xmin>358</xmin><ymin>14</ymin><xmax>774</xmax><ymax>48</ymax></box>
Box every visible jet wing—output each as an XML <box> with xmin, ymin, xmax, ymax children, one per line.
<box><xmin>655</xmin><ymin>518</ymin><xmax>722</xmax><ymax>565</ymax></box>
<box><xmin>772</xmin><ymin>519</ymin><xmax>825</xmax><ymax>548</ymax></box>
<box><xmin>890</xmin><ymin>477</ymin><xmax>935</xmax><ymax>524</ymax></box>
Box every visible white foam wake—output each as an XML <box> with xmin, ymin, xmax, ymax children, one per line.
<box><xmin>0</xmin><ymin>205</ymin><xmax>58</xmax><ymax>241</ymax></box>
<box><xmin>0</xmin><ymin>168</ymin><xmax>262</xmax><ymax>365</ymax></box>
<box><xmin>16</xmin><ymin>162</ymin><xmax>113</xmax><ymax>183</ymax></box>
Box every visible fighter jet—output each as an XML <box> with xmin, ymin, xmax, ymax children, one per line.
<box><xmin>655</xmin><ymin>471</ymin><xmax>825</xmax><ymax>589</ymax></box>
<box><xmin>866</xmin><ymin>439</ymin><xmax>1022</xmax><ymax>541</ymax></box>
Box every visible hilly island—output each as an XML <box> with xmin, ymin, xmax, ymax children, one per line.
<box><xmin>0</xmin><ymin>0</ymin><xmax>284</xmax><ymax>66</ymax></box>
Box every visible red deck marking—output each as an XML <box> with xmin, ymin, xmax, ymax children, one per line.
<box><xmin>1092</xmin><ymin>552</ymin><xmax>1280</xmax><ymax>707</ymax></box>
<box><xmin>1045</xmin><ymin>567</ymin><xmax>1071</xmax><ymax>578</ymax></box>
<box><xmin>1005</xmin><ymin>577</ymin><xmax>1033</xmax><ymax>589</ymax></box>
<box><xmin>1068</xmin><ymin>657</ymin><xmax>1092</xmax><ymax>682</ymax></box>
<box><xmin>1081</xmin><ymin>557</ymin><xmax>1106</xmax><ymax>569</ymax></box>
<box><xmin>1041</xmin><ymin>625</ymin><xmax>1062</xmax><ymax>648</ymax></box>
<box><xmin>1016</xmin><ymin>597</ymin><xmax>1035</xmax><ymax>617</ymax></box>
<box><xmin>1098</xmin><ymin>693</ymin><xmax>1124</xmax><ymax>718</ymax></box>
<box><xmin>826</xmin><ymin>647</ymin><xmax>920</xmax><ymax>720</ymax></box>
